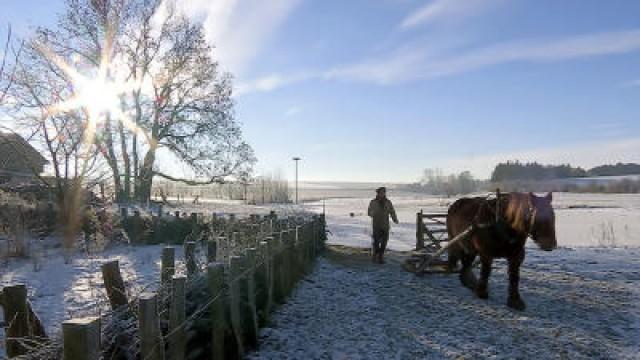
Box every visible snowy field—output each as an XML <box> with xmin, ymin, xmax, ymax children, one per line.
<box><xmin>255</xmin><ymin>192</ymin><xmax>640</xmax><ymax>359</ymax></box>
<box><xmin>1</xmin><ymin>191</ymin><xmax>639</xmax><ymax>358</ymax></box>
<box><xmin>313</xmin><ymin>192</ymin><xmax>640</xmax><ymax>250</ymax></box>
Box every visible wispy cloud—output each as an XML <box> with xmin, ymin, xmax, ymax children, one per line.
<box><xmin>328</xmin><ymin>29</ymin><xmax>640</xmax><ymax>84</ymax></box>
<box><xmin>235</xmin><ymin>72</ymin><xmax>314</xmax><ymax>95</ymax></box>
<box><xmin>622</xmin><ymin>78</ymin><xmax>640</xmax><ymax>87</ymax></box>
<box><xmin>284</xmin><ymin>105</ymin><xmax>302</xmax><ymax>117</ymax></box>
<box><xmin>234</xmin><ymin>23</ymin><xmax>640</xmax><ymax>95</ymax></box>
<box><xmin>176</xmin><ymin>0</ymin><xmax>300</xmax><ymax>76</ymax></box>
<box><xmin>323</xmin><ymin>47</ymin><xmax>426</xmax><ymax>85</ymax></box>
<box><xmin>400</xmin><ymin>0</ymin><xmax>502</xmax><ymax>29</ymax></box>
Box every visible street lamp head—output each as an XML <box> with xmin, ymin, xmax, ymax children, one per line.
<box><xmin>292</xmin><ymin>157</ymin><xmax>301</xmax><ymax>161</ymax></box>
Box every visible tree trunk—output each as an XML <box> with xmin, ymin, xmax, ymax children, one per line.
<box><xmin>133</xmin><ymin>132</ymin><xmax>139</xmax><ymax>198</ymax></box>
<box><xmin>104</xmin><ymin>115</ymin><xmax>123</xmax><ymax>202</ymax></box>
<box><xmin>133</xmin><ymin>89</ymin><xmax>142</xmax><ymax>199</ymax></box>
<box><xmin>118</xmin><ymin>121</ymin><xmax>131</xmax><ymax>201</ymax></box>
<box><xmin>137</xmin><ymin>146</ymin><xmax>156</xmax><ymax>203</ymax></box>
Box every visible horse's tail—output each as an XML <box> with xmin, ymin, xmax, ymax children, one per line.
<box><xmin>446</xmin><ymin>198</ymin><xmax>471</xmax><ymax>269</ymax></box>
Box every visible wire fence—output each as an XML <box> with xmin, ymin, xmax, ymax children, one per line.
<box><xmin>1</xmin><ymin>212</ymin><xmax>327</xmax><ymax>360</ymax></box>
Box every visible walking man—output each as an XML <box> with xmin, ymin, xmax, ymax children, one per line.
<box><xmin>368</xmin><ymin>187</ymin><xmax>399</xmax><ymax>264</ymax></box>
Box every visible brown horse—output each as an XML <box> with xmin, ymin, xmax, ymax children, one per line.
<box><xmin>446</xmin><ymin>192</ymin><xmax>557</xmax><ymax>310</ymax></box>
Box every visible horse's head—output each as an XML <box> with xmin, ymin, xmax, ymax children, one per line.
<box><xmin>529</xmin><ymin>192</ymin><xmax>557</xmax><ymax>251</ymax></box>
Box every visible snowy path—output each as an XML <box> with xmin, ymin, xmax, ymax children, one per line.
<box><xmin>250</xmin><ymin>247</ymin><xmax>640</xmax><ymax>359</ymax></box>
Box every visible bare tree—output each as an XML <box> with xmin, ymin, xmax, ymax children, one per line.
<box><xmin>26</xmin><ymin>0</ymin><xmax>256</xmax><ymax>203</ymax></box>
<box><xmin>7</xmin><ymin>27</ymin><xmax>110</xmax><ymax>258</ymax></box>
<box><xmin>0</xmin><ymin>25</ymin><xmax>24</xmax><ymax>105</ymax></box>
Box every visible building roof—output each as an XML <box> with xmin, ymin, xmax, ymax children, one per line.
<box><xmin>0</xmin><ymin>132</ymin><xmax>48</xmax><ymax>175</ymax></box>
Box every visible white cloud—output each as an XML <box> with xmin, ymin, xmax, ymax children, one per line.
<box><xmin>235</xmin><ymin>72</ymin><xmax>314</xmax><ymax>95</ymax></box>
<box><xmin>323</xmin><ymin>47</ymin><xmax>426</xmax><ymax>85</ymax></box>
<box><xmin>435</xmin><ymin>137</ymin><xmax>640</xmax><ymax>179</ymax></box>
<box><xmin>327</xmin><ymin>29</ymin><xmax>640</xmax><ymax>85</ymax></box>
<box><xmin>175</xmin><ymin>0</ymin><xmax>300</xmax><ymax>76</ymax></box>
<box><xmin>238</xmin><ymin>29</ymin><xmax>640</xmax><ymax>93</ymax></box>
<box><xmin>284</xmin><ymin>106</ymin><xmax>302</xmax><ymax>117</ymax></box>
<box><xmin>622</xmin><ymin>78</ymin><xmax>640</xmax><ymax>87</ymax></box>
<box><xmin>400</xmin><ymin>0</ymin><xmax>501</xmax><ymax>29</ymax></box>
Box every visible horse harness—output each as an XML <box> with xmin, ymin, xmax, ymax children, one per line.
<box><xmin>470</xmin><ymin>192</ymin><xmax>538</xmax><ymax>246</ymax></box>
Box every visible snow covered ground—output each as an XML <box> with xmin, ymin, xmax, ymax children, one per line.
<box><xmin>250</xmin><ymin>192</ymin><xmax>640</xmax><ymax>359</ymax></box>
<box><xmin>1</xmin><ymin>191</ymin><xmax>639</xmax><ymax>359</ymax></box>
<box><xmin>250</xmin><ymin>247</ymin><xmax>640</xmax><ymax>359</ymax></box>
<box><xmin>0</xmin><ymin>244</ymin><xmax>187</xmax><ymax>357</ymax></box>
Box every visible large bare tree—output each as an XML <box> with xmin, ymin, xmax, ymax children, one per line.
<box><xmin>0</xmin><ymin>25</ymin><xmax>24</xmax><ymax>106</ymax></box>
<box><xmin>23</xmin><ymin>0</ymin><xmax>256</xmax><ymax>203</ymax></box>
<box><xmin>8</xmin><ymin>28</ymin><xmax>109</xmax><ymax>256</ymax></box>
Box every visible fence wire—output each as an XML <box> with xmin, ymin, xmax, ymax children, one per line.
<box><xmin>2</xmin><ymin>213</ymin><xmax>325</xmax><ymax>360</ymax></box>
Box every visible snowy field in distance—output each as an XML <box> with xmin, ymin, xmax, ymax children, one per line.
<box><xmin>306</xmin><ymin>191</ymin><xmax>640</xmax><ymax>250</ymax></box>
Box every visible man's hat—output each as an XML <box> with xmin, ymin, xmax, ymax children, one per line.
<box><xmin>376</xmin><ymin>187</ymin><xmax>386</xmax><ymax>193</ymax></box>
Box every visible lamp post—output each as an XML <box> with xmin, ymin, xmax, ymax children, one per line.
<box><xmin>292</xmin><ymin>157</ymin><xmax>301</xmax><ymax>204</ymax></box>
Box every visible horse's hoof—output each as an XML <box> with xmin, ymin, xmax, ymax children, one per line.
<box><xmin>460</xmin><ymin>273</ymin><xmax>477</xmax><ymax>290</ymax></box>
<box><xmin>476</xmin><ymin>288</ymin><xmax>489</xmax><ymax>299</ymax></box>
<box><xmin>507</xmin><ymin>297</ymin><xmax>526</xmax><ymax>311</ymax></box>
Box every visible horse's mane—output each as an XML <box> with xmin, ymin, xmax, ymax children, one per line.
<box><xmin>503</xmin><ymin>193</ymin><xmax>532</xmax><ymax>235</ymax></box>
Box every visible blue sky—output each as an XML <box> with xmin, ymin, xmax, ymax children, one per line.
<box><xmin>2</xmin><ymin>0</ymin><xmax>640</xmax><ymax>182</ymax></box>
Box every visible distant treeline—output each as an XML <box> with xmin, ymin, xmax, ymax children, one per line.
<box><xmin>589</xmin><ymin>163</ymin><xmax>640</xmax><ymax>177</ymax></box>
<box><xmin>493</xmin><ymin>178</ymin><xmax>640</xmax><ymax>194</ymax></box>
<box><xmin>491</xmin><ymin>161</ymin><xmax>640</xmax><ymax>182</ymax></box>
<box><xmin>403</xmin><ymin>169</ymin><xmax>482</xmax><ymax>196</ymax></box>
<box><xmin>152</xmin><ymin>173</ymin><xmax>291</xmax><ymax>204</ymax></box>
<box><xmin>403</xmin><ymin>162</ymin><xmax>640</xmax><ymax>196</ymax></box>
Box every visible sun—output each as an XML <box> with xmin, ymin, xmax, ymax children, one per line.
<box><xmin>34</xmin><ymin>37</ymin><xmax>153</xmax><ymax>167</ymax></box>
<box><xmin>37</xmin><ymin>43</ymin><xmax>133</xmax><ymax>125</ymax></box>
<box><xmin>72</xmin><ymin>74</ymin><xmax>123</xmax><ymax>123</ymax></box>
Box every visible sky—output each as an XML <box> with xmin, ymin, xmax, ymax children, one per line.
<box><xmin>1</xmin><ymin>0</ymin><xmax>640</xmax><ymax>182</ymax></box>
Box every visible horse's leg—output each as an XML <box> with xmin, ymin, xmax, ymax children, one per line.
<box><xmin>475</xmin><ymin>255</ymin><xmax>492</xmax><ymax>299</ymax></box>
<box><xmin>447</xmin><ymin>246</ymin><xmax>461</xmax><ymax>272</ymax></box>
<box><xmin>459</xmin><ymin>253</ymin><xmax>477</xmax><ymax>290</ymax></box>
<box><xmin>507</xmin><ymin>250</ymin><xmax>526</xmax><ymax>311</ymax></box>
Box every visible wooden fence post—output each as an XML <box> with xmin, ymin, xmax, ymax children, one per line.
<box><xmin>138</xmin><ymin>293</ymin><xmax>164</xmax><ymax>360</ymax></box>
<box><xmin>293</xmin><ymin>226</ymin><xmax>303</xmax><ymax>284</ymax></box>
<box><xmin>101</xmin><ymin>260</ymin><xmax>128</xmax><ymax>309</ymax></box>
<box><xmin>184</xmin><ymin>242</ymin><xmax>198</xmax><ymax>277</ymax></box>
<box><xmin>207</xmin><ymin>263</ymin><xmax>226</xmax><ymax>360</ymax></box>
<box><xmin>416</xmin><ymin>210</ymin><xmax>425</xmax><ymax>250</ymax></box>
<box><xmin>169</xmin><ymin>276</ymin><xmax>186</xmax><ymax>360</ymax></box>
<box><xmin>256</xmin><ymin>241</ymin><xmax>270</xmax><ymax>326</ymax></box>
<box><xmin>304</xmin><ymin>223</ymin><xmax>314</xmax><ymax>274</ymax></box>
<box><xmin>264</xmin><ymin>237</ymin><xmax>275</xmax><ymax>314</ymax></box>
<box><xmin>244</xmin><ymin>248</ymin><xmax>259</xmax><ymax>348</ymax></box>
<box><xmin>62</xmin><ymin>317</ymin><xmax>100</xmax><ymax>360</ymax></box>
<box><xmin>310</xmin><ymin>216</ymin><xmax>317</xmax><ymax>260</ymax></box>
<box><xmin>228</xmin><ymin>256</ymin><xmax>245</xmax><ymax>357</ymax></box>
<box><xmin>320</xmin><ymin>214</ymin><xmax>327</xmax><ymax>249</ymax></box>
<box><xmin>2</xmin><ymin>284</ymin><xmax>46</xmax><ymax>357</ymax></box>
<box><xmin>162</xmin><ymin>247</ymin><xmax>176</xmax><ymax>284</ymax></box>
<box><xmin>282</xmin><ymin>230</ymin><xmax>294</xmax><ymax>297</ymax></box>
<box><xmin>272</xmin><ymin>233</ymin><xmax>285</xmax><ymax>305</ymax></box>
<box><xmin>207</xmin><ymin>239</ymin><xmax>217</xmax><ymax>263</ymax></box>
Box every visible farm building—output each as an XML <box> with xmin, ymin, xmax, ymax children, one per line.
<box><xmin>0</xmin><ymin>132</ymin><xmax>47</xmax><ymax>183</ymax></box>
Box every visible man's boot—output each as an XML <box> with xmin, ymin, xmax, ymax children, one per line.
<box><xmin>378</xmin><ymin>252</ymin><xmax>386</xmax><ymax>264</ymax></box>
<box><xmin>372</xmin><ymin>251</ymin><xmax>378</xmax><ymax>263</ymax></box>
